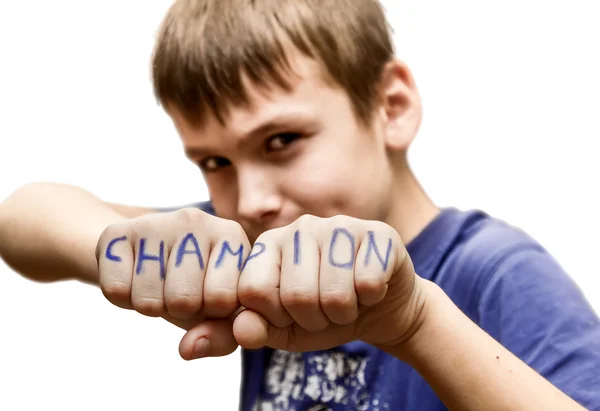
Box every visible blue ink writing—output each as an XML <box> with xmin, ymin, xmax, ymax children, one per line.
<box><xmin>175</xmin><ymin>233</ymin><xmax>204</xmax><ymax>270</ymax></box>
<box><xmin>215</xmin><ymin>241</ymin><xmax>244</xmax><ymax>271</ymax></box>
<box><xmin>106</xmin><ymin>236</ymin><xmax>127</xmax><ymax>262</ymax></box>
<box><xmin>294</xmin><ymin>230</ymin><xmax>301</xmax><ymax>265</ymax></box>
<box><xmin>328</xmin><ymin>228</ymin><xmax>355</xmax><ymax>270</ymax></box>
<box><xmin>242</xmin><ymin>242</ymin><xmax>266</xmax><ymax>270</ymax></box>
<box><xmin>364</xmin><ymin>231</ymin><xmax>393</xmax><ymax>271</ymax></box>
<box><xmin>136</xmin><ymin>238</ymin><xmax>166</xmax><ymax>279</ymax></box>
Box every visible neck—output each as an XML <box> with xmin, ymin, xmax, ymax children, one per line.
<box><xmin>386</xmin><ymin>158</ymin><xmax>440</xmax><ymax>245</ymax></box>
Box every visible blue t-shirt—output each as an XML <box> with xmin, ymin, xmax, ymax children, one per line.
<box><xmin>187</xmin><ymin>202</ymin><xmax>600</xmax><ymax>410</ymax></box>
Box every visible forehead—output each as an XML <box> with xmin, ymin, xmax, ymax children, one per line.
<box><xmin>170</xmin><ymin>53</ymin><xmax>346</xmax><ymax>140</ymax></box>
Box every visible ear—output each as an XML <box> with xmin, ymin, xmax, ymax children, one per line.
<box><xmin>377</xmin><ymin>59</ymin><xmax>423</xmax><ymax>151</ymax></box>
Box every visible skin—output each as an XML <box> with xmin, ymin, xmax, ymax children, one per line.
<box><xmin>169</xmin><ymin>51</ymin><xmax>584</xmax><ymax>409</ymax></box>
<box><xmin>0</xmin><ymin>49</ymin><xmax>587</xmax><ymax>409</ymax></box>
<box><xmin>161</xmin><ymin>50</ymin><xmax>437</xmax><ymax>351</ymax></box>
<box><xmin>170</xmin><ymin>53</ymin><xmax>439</xmax><ymax>246</ymax></box>
<box><xmin>94</xmin><ymin>51</ymin><xmax>432</xmax><ymax>353</ymax></box>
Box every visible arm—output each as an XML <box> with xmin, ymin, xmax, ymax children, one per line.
<box><xmin>0</xmin><ymin>182</ymin><xmax>238</xmax><ymax>337</ymax></box>
<box><xmin>389</xmin><ymin>279</ymin><xmax>588</xmax><ymax>411</ymax></box>
<box><xmin>0</xmin><ymin>182</ymin><xmax>155</xmax><ymax>285</ymax></box>
<box><xmin>385</xmin><ymin>246</ymin><xmax>600</xmax><ymax>411</ymax></box>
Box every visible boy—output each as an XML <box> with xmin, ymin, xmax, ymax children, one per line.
<box><xmin>1</xmin><ymin>0</ymin><xmax>599</xmax><ymax>410</ymax></box>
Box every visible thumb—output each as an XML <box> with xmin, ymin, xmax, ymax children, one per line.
<box><xmin>179</xmin><ymin>318</ymin><xmax>239</xmax><ymax>360</ymax></box>
<box><xmin>233</xmin><ymin>310</ymin><xmax>356</xmax><ymax>352</ymax></box>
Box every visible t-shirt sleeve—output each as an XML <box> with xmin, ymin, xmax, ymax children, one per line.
<box><xmin>477</xmin><ymin>246</ymin><xmax>600</xmax><ymax>410</ymax></box>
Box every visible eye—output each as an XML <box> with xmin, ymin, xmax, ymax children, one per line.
<box><xmin>266</xmin><ymin>132</ymin><xmax>301</xmax><ymax>152</ymax></box>
<box><xmin>198</xmin><ymin>156</ymin><xmax>231</xmax><ymax>173</ymax></box>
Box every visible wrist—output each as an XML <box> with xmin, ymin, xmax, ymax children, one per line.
<box><xmin>376</xmin><ymin>278</ymin><xmax>454</xmax><ymax>364</ymax></box>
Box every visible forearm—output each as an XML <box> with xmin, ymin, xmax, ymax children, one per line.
<box><xmin>0</xmin><ymin>182</ymin><xmax>147</xmax><ymax>285</ymax></box>
<box><xmin>386</xmin><ymin>279</ymin><xmax>585</xmax><ymax>411</ymax></box>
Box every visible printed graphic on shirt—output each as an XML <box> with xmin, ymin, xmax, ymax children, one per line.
<box><xmin>252</xmin><ymin>350</ymin><xmax>390</xmax><ymax>411</ymax></box>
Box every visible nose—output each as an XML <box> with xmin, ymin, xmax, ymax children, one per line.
<box><xmin>236</xmin><ymin>166</ymin><xmax>282</xmax><ymax>223</ymax></box>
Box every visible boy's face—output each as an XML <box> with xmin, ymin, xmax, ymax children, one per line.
<box><xmin>170</xmin><ymin>54</ymin><xmax>414</xmax><ymax>242</ymax></box>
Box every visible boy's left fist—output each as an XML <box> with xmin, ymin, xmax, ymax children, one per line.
<box><xmin>231</xmin><ymin>214</ymin><xmax>424</xmax><ymax>352</ymax></box>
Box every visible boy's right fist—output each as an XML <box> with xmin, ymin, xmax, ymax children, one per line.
<box><xmin>95</xmin><ymin>207</ymin><xmax>250</xmax><ymax>357</ymax></box>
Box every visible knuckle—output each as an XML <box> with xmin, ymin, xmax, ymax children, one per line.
<box><xmin>174</xmin><ymin>207</ymin><xmax>206</xmax><ymax>224</ymax></box>
<box><xmin>238</xmin><ymin>281</ymin><xmax>271</xmax><ymax>305</ymax></box>
<box><xmin>165</xmin><ymin>294</ymin><xmax>202</xmax><ymax>316</ymax></box>
<box><xmin>217</xmin><ymin>218</ymin><xmax>242</xmax><ymax>234</ymax></box>
<box><xmin>295</xmin><ymin>214</ymin><xmax>318</xmax><ymax>227</ymax></box>
<box><xmin>255</xmin><ymin>228</ymin><xmax>281</xmax><ymax>245</ymax></box>
<box><xmin>355</xmin><ymin>274</ymin><xmax>387</xmax><ymax>293</ymax></box>
<box><xmin>372</xmin><ymin>221</ymin><xmax>401</xmax><ymax>243</ymax></box>
<box><xmin>320</xmin><ymin>289</ymin><xmax>355</xmax><ymax>308</ymax></box>
<box><xmin>382</xmin><ymin>223</ymin><xmax>401</xmax><ymax>242</ymax></box>
<box><xmin>328</xmin><ymin>214</ymin><xmax>352</xmax><ymax>227</ymax></box>
<box><xmin>216</xmin><ymin>219</ymin><xmax>249</xmax><ymax>244</ymax></box>
<box><xmin>204</xmin><ymin>288</ymin><xmax>238</xmax><ymax>310</ymax></box>
<box><xmin>293</xmin><ymin>214</ymin><xmax>326</xmax><ymax>230</ymax></box>
<box><xmin>101</xmin><ymin>281</ymin><xmax>131</xmax><ymax>302</ymax></box>
<box><xmin>98</xmin><ymin>222</ymin><xmax>128</xmax><ymax>247</ymax></box>
<box><xmin>252</xmin><ymin>231</ymin><xmax>270</xmax><ymax>244</ymax></box>
<box><xmin>280</xmin><ymin>287</ymin><xmax>317</xmax><ymax>308</ymax></box>
<box><xmin>290</xmin><ymin>214</ymin><xmax>321</xmax><ymax>238</ymax></box>
<box><xmin>325</xmin><ymin>215</ymin><xmax>357</xmax><ymax>238</ymax></box>
<box><xmin>132</xmin><ymin>297</ymin><xmax>165</xmax><ymax>317</ymax></box>
<box><xmin>99</xmin><ymin>222</ymin><xmax>122</xmax><ymax>238</ymax></box>
<box><xmin>228</xmin><ymin>220</ymin><xmax>245</xmax><ymax>235</ymax></box>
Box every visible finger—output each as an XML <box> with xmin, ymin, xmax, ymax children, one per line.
<box><xmin>355</xmin><ymin>227</ymin><xmax>401</xmax><ymax>305</ymax></box>
<box><xmin>233</xmin><ymin>309</ymin><xmax>356</xmax><ymax>352</ymax></box>
<box><xmin>232</xmin><ymin>310</ymin><xmax>268</xmax><ymax>350</ymax></box>
<box><xmin>130</xmin><ymin>235</ymin><xmax>169</xmax><ymax>317</ymax></box>
<box><xmin>179</xmin><ymin>319</ymin><xmax>239</xmax><ymax>360</ymax></box>
<box><xmin>202</xmin><ymin>222</ymin><xmax>249</xmax><ymax>318</ymax></box>
<box><xmin>280</xmin><ymin>227</ymin><xmax>329</xmax><ymax>332</ymax></box>
<box><xmin>238</xmin><ymin>235</ymin><xmax>294</xmax><ymax>328</ymax></box>
<box><xmin>319</xmin><ymin>226</ymin><xmax>359</xmax><ymax>324</ymax></box>
<box><xmin>98</xmin><ymin>228</ymin><xmax>135</xmax><ymax>310</ymax></box>
<box><xmin>164</xmin><ymin>231</ymin><xmax>210</xmax><ymax>319</ymax></box>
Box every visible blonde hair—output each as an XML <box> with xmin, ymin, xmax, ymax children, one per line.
<box><xmin>152</xmin><ymin>0</ymin><xmax>395</xmax><ymax>126</ymax></box>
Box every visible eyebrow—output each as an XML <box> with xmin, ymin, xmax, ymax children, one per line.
<box><xmin>184</xmin><ymin>112</ymin><xmax>315</xmax><ymax>158</ymax></box>
<box><xmin>245</xmin><ymin>112</ymin><xmax>312</xmax><ymax>141</ymax></box>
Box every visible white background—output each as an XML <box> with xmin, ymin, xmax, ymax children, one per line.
<box><xmin>1</xmin><ymin>1</ymin><xmax>599</xmax><ymax>410</ymax></box>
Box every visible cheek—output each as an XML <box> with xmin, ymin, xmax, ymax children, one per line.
<box><xmin>281</xmin><ymin>149</ymin><xmax>387</xmax><ymax>218</ymax></box>
<box><xmin>204</xmin><ymin>175</ymin><xmax>238</xmax><ymax>219</ymax></box>
<box><xmin>286</xmin><ymin>169</ymin><xmax>347</xmax><ymax>206</ymax></box>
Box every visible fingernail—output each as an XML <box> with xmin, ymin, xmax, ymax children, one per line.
<box><xmin>192</xmin><ymin>337</ymin><xmax>210</xmax><ymax>359</ymax></box>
